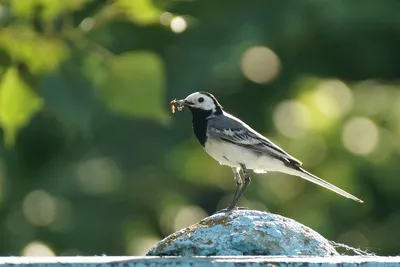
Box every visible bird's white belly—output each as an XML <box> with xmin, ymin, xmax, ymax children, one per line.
<box><xmin>204</xmin><ymin>139</ymin><xmax>284</xmax><ymax>173</ymax></box>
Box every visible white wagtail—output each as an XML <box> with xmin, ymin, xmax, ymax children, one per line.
<box><xmin>171</xmin><ymin>92</ymin><xmax>363</xmax><ymax>209</ymax></box>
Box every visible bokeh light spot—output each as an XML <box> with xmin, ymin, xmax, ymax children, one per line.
<box><xmin>22</xmin><ymin>241</ymin><xmax>55</xmax><ymax>256</ymax></box>
<box><xmin>160</xmin><ymin>12</ymin><xmax>173</xmax><ymax>26</ymax></box>
<box><xmin>170</xmin><ymin>16</ymin><xmax>187</xmax><ymax>33</ymax></box>
<box><xmin>126</xmin><ymin>236</ymin><xmax>159</xmax><ymax>255</ymax></box>
<box><xmin>75</xmin><ymin>157</ymin><xmax>122</xmax><ymax>195</ymax></box>
<box><xmin>158</xmin><ymin>199</ymin><xmax>187</xmax><ymax>235</ymax></box>
<box><xmin>273</xmin><ymin>100</ymin><xmax>310</xmax><ymax>139</ymax></box>
<box><xmin>288</xmin><ymin>134</ymin><xmax>328</xmax><ymax>167</ymax></box>
<box><xmin>22</xmin><ymin>190</ymin><xmax>57</xmax><ymax>226</ymax></box>
<box><xmin>354</xmin><ymin>82</ymin><xmax>392</xmax><ymax>116</ymax></box>
<box><xmin>79</xmin><ymin>18</ymin><xmax>95</xmax><ymax>32</ymax></box>
<box><xmin>342</xmin><ymin>117</ymin><xmax>379</xmax><ymax>155</ymax></box>
<box><xmin>173</xmin><ymin>205</ymin><xmax>208</xmax><ymax>231</ymax></box>
<box><xmin>240</xmin><ymin>46</ymin><xmax>281</xmax><ymax>84</ymax></box>
<box><xmin>314</xmin><ymin>79</ymin><xmax>353</xmax><ymax>119</ymax></box>
<box><xmin>0</xmin><ymin>5</ymin><xmax>5</xmax><ymax>19</ymax></box>
<box><xmin>258</xmin><ymin>173</ymin><xmax>305</xmax><ymax>203</ymax></box>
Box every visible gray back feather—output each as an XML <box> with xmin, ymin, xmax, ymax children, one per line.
<box><xmin>207</xmin><ymin>111</ymin><xmax>302</xmax><ymax>166</ymax></box>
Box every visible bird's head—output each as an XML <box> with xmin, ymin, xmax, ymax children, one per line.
<box><xmin>175</xmin><ymin>91</ymin><xmax>223</xmax><ymax>115</ymax></box>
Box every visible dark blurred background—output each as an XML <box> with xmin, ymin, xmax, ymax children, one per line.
<box><xmin>0</xmin><ymin>0</ymin><xmax>399</xmax><ymax>257</ymax></box>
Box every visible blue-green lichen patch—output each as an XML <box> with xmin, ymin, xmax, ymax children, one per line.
<box><xmin>147</xmin><ymin>209</ymin><xmax>338</xmax><ymax>256</ymax></box>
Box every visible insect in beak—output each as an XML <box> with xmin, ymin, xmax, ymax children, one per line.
<box><xmin>170</xmin><ymin>99</ymin><xmax>185</xmax><ymax>113</ymax></box>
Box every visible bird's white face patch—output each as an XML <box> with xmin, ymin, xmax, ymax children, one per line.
<box><xmin>184</xmin><ymin>92</ymin><xmax>217</xmax><ymax>111</ymax></box>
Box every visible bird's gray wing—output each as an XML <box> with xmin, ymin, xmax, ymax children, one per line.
<box><xmin>207</xmin><ymin>114</ymin><xmax>363</xmax><ymax>204</ymax></box>
<box><xmin>208</xmin><ymin>115</ymin><xmax>302</xmax><ymax>166</ymax></box>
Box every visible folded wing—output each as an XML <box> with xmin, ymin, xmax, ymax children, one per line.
<box><xmin>209</xmin><ymin>126</ymin><xmax>302</xmax><ymax>167</ymax></box>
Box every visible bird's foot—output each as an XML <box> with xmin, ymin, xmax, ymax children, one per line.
<box><xmin>212</xmin><ymin>207</ymin><xmax>232</xmax><ymax>215</ymax></box>
<box><xmin>213</xmin><ymin>205</ymin><xmax>249</xmax><ymax>215</ymax></box>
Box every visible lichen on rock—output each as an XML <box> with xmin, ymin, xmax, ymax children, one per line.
<box><xmin>147</xmin><ymin>209</ymin><xmax>339</xmax><ymax>256</ymax></box>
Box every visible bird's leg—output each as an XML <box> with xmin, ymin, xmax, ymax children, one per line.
<box><xmin>228</xmin><ymin>167</ymin><xmax>243</xmax><ymax>210</ymax></box>
<box><xmin>213</xmin><ymin>167</ymin><xmax>245</xmax><ymax>215</ymax></box>
<box><xmin>231</xmin><ymin>164</ymin><xmax>251</xmax><ymax>207</ymax></box>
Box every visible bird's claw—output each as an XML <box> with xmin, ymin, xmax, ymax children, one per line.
<box><xmin>213</xmin><ymin>206</ymin><xmax>249</xmax><ymax>215</ymax></box>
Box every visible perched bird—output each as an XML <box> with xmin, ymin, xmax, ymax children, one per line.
<box><xmin>172</xmin><ymin>92</ymin><xmax>363</xmax><ymax>210</ymax></box>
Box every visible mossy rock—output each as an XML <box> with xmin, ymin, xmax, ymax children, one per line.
<box><xmin>147</xmin><ymin>209</ymin><xmax>338</xmax><ymax>256</ymax></box>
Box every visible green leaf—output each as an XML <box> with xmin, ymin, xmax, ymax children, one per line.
<box><xmin>0</xmin><ymin>67</ymin><xmax>44</xmax><ymax>147</ymax></box>
<box><xmin>0</xmin><ymin>26</ymin><xmax>69</xmax><ymax>74</ymax></box>
<box><xmin>39</xmin><ymin>0</ymin><xmax>92</xmax><ymax>22</ymax></box>
<box><xmin>115</xmin><ymin>0</ymin><xmax>163</xmax><ymax>25</ymax></box>
<box><xmin>92</xmin><ymin>51</ymin><xmax>168</xmax><ymax>123</ymax></box>
<box><xmin>9</xmin><ymin>0</ymin><xmax>38</xmax><ymax>18</ymax></box>
<box><xmin>9</xmin><ymin>0</ymin><xmax>90</xmax><ymax>21</ymax></box>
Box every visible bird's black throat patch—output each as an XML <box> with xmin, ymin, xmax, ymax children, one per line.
<box><xmin>188</xmin><ymin>107</ymin><xmax>213</xmax><ymax>147</ymax></box>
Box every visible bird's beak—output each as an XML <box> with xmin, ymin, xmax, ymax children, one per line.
<box><xmin>170</xmin><ymin>98</ymin><xmax>194</xmax><ymax>113</ymax></box>
<box><xmin>177</xmin><ymin>99</ymin><xmax>194</xmax><ymax>107</ymax></box>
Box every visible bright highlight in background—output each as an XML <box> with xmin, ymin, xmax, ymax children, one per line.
<box><xmin>241</xmin><ymin>46</ymin><xmax>281</xmax><ymax>84</ymax></box>
<box><xmin>314</xmin><ymin>79</ymin><xmax>353</xmax><ymax>119</ymax></box>
<box><xmin>127</xmin><ymin>237</ymin><xmax>159</xmax><ymax>255</ymax></box>
<box><xmin>22</xmin><ymin>190</ymin><xmax>57</xmax><ymax>226</ymax></box>
<box><xmin>79</xmin><ymin>18</ymin><xmax>95</xmax><ymax>32</ymax></box>
<box><xmin>273</xmin><ymin>100</ymin><xmax>310</xmax><ymax>139</ymax></box>
<box><xmin>75</xmin><ymin>157</ymin><xmax>122</xmax><ymax>195</ymax></box>
<box><xmin>160</xmin><ymin>12</ymin><xmax>173</xmax><ymax>26</ymax></box>
<box><xmin>22</xmin><ymin>242</ymin><xmax>55</xmax><ymax>256</ymax></box>
<box><xmin>342</xmin><ymin>117</ymin><xmax>379</xmax><ymax>155</ymax></box>
<box><xmin>170</xmin><ymin>16</ymin><xmax>187</xmax><ymax>33</ymax></box>
<box><xmin>173</xmin><ymin>205</ymin><xmax>208</xmax><ymax>231</ymax></box>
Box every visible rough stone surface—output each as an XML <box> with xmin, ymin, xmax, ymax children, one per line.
<box><xmin>147</xmin><ymin>209</ymin><xmax>339</xmax><ymax>256</ymax></box>
<box><xmin>0</xmin><ymin>257</ymin><xmax>399</xmax><ymax>267</ymax></box>
<box><xmin>0</xmin><ymin>256</ymin><xmax>399</xmax><ymax>267</ymax></box>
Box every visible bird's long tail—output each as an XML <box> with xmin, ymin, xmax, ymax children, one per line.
<box><xmin>289</xmin><ymin>167</ymin><xmax>363</xmax><ymax>203</ymax></box>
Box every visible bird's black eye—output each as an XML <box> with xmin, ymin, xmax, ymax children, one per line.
<box><xmin>198</xmin><ymin>97</ymin><xmax>204</xmax><ymax>103</ymax></box>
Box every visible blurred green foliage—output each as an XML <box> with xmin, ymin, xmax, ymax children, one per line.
<box><xmin>0</xmin><ymin>0</ymin><xmax>400</xmax><ymax>257</ymax></box>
